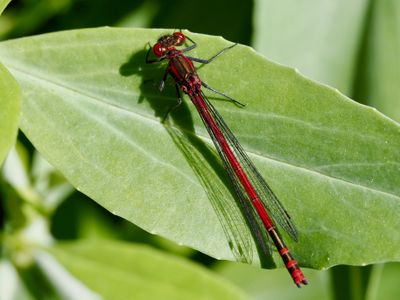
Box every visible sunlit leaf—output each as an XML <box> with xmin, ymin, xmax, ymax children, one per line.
<box><xmin>354</xmin><ymin>0</ymin><xmax>400</xmax><ymax>122</ymax></box>
<box><xmin>0</xmin><ymin>62</ymin><xmax>20</xmax><ymax>165</ymax></box>
<box><xmin>0</xmin><ymin>28</ymin><xmax>398</xmax><ymax>270</ymax></box>
<box><xmin>46</xmin><ymin>240</ymin><xmax>248</xmax><ymax>300</ymax></box>
<box><xmin>253</xmin><ymin>0</ymin><xmax>369</xmax><ymax>95</ymax></box>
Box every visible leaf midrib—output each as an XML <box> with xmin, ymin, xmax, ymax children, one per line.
<box><xmin>5</xmin><ymin>62</ymin><xmax>399</xmax><ymax>200</ymax></box>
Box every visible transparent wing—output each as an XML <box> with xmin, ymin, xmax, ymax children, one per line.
<box><xmin>194</xmin><ymin>92</ymin><xmax>299</xmax><ymax>243</ymax></box>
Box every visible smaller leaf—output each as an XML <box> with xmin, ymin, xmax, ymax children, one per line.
<box><xmin>47</xmin><ymin>240</ymin><xmax>249</xmax><ymax>300</ymax></box>
<box><xmin>0</xmin><ymin>62</ymin><xmax>20</xmax><ymax>165</ymax></box>
<box><xmin>354</xmin><ymin>0</ymin><xmax>400</xmax><ymax>122</ymax></box>
<box><xmin>0</xmin><ymin>0</ymin><xmax>11</xmax><ymax>16</ymax></box>
<box><xmin>253</xmin><ymin>0</ymin><xmax>369</xmax><ymax>94</ymax></box>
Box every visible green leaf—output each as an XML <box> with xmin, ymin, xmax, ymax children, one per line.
<box><xmin>0</xmin><ymin>62</ymin><xmax>20</xmax><ymax>165</ymax></box>
<box><xmin>46</xmin><ymin>240</ymin><xmax>248</xmax><ymax>300</ymax></box>
<box><xmin>0</xmin><ymin>0</ymin><xmax>11</xmax><ymax>16</ymax></box>
<box><xmin>253</xmin><ymin>0</ymin><xmax>400</xmax><ymax>122</ymax></box>
<box><xmin>354</xmin><ymin>0</ymin><xmax>400</xmax><ymax>122</ymax></box>
<box><xmin>253</xmin><ymin>0</ymin><xmax>369</xmax><ymax>95</ymax></box>
<box><xmin>0</xmin><ymin>28</ymin><xmax>399</xmax><ymax>270</ymax></box>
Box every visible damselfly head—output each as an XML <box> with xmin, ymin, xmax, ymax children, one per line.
<box><xmin>172</xmin><ymin>32</ymin><xmax>186</xmax><ymax>46</ymax></box>
<box><xmin>153</xmin><ymin>32</ymin><xmax>187</xmax><ymax>57</ymax></box>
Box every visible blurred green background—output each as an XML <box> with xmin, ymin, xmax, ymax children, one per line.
<box><xmin>1</xmin><ymin>0</ymin><xmax>399</xmax><ymax>299</ymax></box>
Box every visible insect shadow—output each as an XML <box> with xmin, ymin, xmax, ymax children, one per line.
<box><xmin>119</xmin><ymin>47</ymin><xmax>275</xmax><ymax>268</ymax></box>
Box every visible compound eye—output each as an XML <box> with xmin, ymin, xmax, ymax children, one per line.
<box><xmin>153</xmin><ymin>43</ymin><xmax>164</xmax><ymax>57</ymax></box>
<box><xmin>173</xmin><ymin>32</ymin><xmax>186</xmax><ymax>46</ymax></box>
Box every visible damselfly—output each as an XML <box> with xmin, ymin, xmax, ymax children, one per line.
<box><xmin>145</xmin><ymin>32</ymin><xmax>308</xmax><ymax>287</ymax></box>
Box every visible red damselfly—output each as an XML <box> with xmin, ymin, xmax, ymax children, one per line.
<box><xmin>145</xmin><ymin>31</ymin><xmax>308</xmax><ymax>287</ymax></box>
